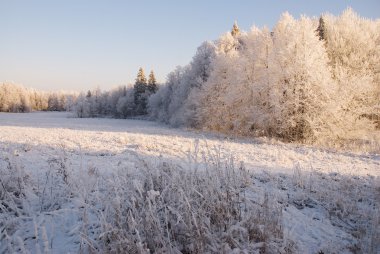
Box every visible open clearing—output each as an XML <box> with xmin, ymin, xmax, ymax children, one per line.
<box><xmin>0</xmin><ymin>112</ymin><xmax>379</xmax><ymax>253</ymax></box>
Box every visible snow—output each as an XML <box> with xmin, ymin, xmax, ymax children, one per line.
<box><xmin>1</xmin><ymin>112</ymin><xmax>379</xmax><ymax>253</ymax></box>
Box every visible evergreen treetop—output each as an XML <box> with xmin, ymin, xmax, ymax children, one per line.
<box><xmin>148</xmin><ymin>70</ymin><xmax>157</xmax><ymax>86</ymax></box>
<box><xmin>231</xmin><ymin>21</ymin><xmax>241</xmax><ymax>37</ymax></box>
<box><xmin>317</xmin><ymin>16</ymin><xmax>326</xmax><ymax>41</ymax></box>
<box><xmin>148</xmin><ymin>70</ymin><xmax>158</xmax><ymax>93</ymax></box>
<box><xmin>135</xmin><ymin>67</ymin><xmax>147</xmax><ymax>85</ymax></box>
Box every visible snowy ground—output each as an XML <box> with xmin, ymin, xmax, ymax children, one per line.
<box><xmin>0</xmin><ymin>112</ymin><xmax>379</xmax><ymax>253</ymax></box>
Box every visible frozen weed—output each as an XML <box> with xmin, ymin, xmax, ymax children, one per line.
<box><xmin>287</xmin><ymin>164</ymin><xmax>380</xmax><ymax>253</ymax></box>
<box><xmin>0</xmin><ymin>153</ymin><xmax>33</xmax><ymax>253</ymax></box>
<box><xmin>95</xmin><ymin>146</ymin><xmax>291</xmax><ymax>253</ymax></box>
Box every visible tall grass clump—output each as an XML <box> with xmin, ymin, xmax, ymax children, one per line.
<box><xmin>0</xmin><ymin>154</ymin><xmax>33</xmax><ymax>253</ymax></box>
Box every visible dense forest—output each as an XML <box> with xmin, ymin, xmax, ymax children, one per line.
<box><xmin>148</xmin><ymin>9</ymin><xmax>379</xmax><ymax>144</ymax></box>
<box><xmin>1</xmin><ymin>8</ymin><xmax>379</xmax><ymax>145</ymax></box>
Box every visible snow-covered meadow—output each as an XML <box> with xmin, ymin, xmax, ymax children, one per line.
<box><xmin>1</xmin><ymin>112</ymin><xmax>379</xmax><ymax>253</ymax></box>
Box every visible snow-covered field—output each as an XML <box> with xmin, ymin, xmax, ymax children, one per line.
<box><xmin>1</xmin><ymin>112</ymin><xmax>379</xmax><ymax>253</ymax></box>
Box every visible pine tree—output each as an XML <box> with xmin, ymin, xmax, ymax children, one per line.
<box><xmin>231</xmin><ymin>21</ymin><xmax>240</xmax><ymax>37</ymax></box>
<box><xmin>134</xmin><ymin>67</ymin><xmax>148</xmax><ymax>115</ymax></box>
<box><xmin>317</xmin><ymin>16</ymin><xmax>326</xmax><ymax>41</ymax></box>
<box><xmin>135</xmin><ymin>67</ymin><xmax>147</xmax><ymax>85</ymax></box>
<box><xmin>148</xmin><ymin>70</ymin><xmax>158</xmax><ymax>93</ymax></box>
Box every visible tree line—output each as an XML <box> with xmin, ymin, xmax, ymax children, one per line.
<box><xmin>148</xmin><ymin>8</ymin><xmax>379</xmax><ymax>144</ymax></box>
<box><xmin>0</xmin><ymin>82</ymin><xmax>76</xmax><ymax>113</ymax></box>
<box><xmin>74</xmin><ymin>68</ymin><xmax>157</xmax><ymax>118</ymax></box>
<box><xmin>0</xmin><ymin>69</ymin><xmax>158</xmax><ymax>118</ymax></box>
<box><xmin>2</xmin><ymin>8</ymin><xmax>379</xmax><ymax>145</ymax></box>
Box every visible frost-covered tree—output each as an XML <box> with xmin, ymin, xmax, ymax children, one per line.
<box><xmin>267</xmin><ymin>14</ymin><xmax>337</xmax><ymax>142</ymax></box>
<box><xmin>75</xmin><ymin>93</ymin><xmax>91</xmax><ymax>118</ymax></box>
<box><xmin>47</xmin><ymin>92</ymin><xmax>71</xmax><ymax>112</ymax></box>
<box><xmin>148</xmin><ymin>41</ymin><xmax>217</xmax><ymax>126</ymax></box>
<box><xmin>47</xmin><ymin>94</ymin><xmax>59</xmax><ymax>111</ymax></box>
<box><xmin>19</xmin><ymin>92</ymin><xmax>31</xmax><ymax>112</ymax></box>
<box><xmin>116</xmin><ymin>88</ymin><xmax>135</xmax><ymax>118</ymax></box>
<box><xmin>0</xmin><ymin>82</ymin><xmax>64</xmax><ymax>112</ymax></box>
<box><xmin>105</xmin><ymin>86</ymin><xmax>126</xmax><ymax>116</ymax></box>
<box><xmin>148</xmin><ymin>66</ymin><xmax>183</xmax><ymax>123</ymax></box>
<box><xmin>84</xmin><ymin>87</ymin><xmax>103</xmax><ymax>117</ymax></box>
<box><xmin>323</xmin><ymin>8</ymin><xmax>380</xmax><ymax>135</ymax></box>
<box><xmin>64</xmin><ymin>94</ymin><xmax>77</xmax><ymax>112</ymax></box>
<box><xmin>196</xmin><ymin>31</ymin><xmax>241</xmax><ymax>131</ymax></box>
<box><xmin>218</xmin><ymin>26</ymin><xmax>274</xmax><ymax>135</ymax></box>
<box><xmin>172</xmin><ymin>41</ymin><xmax>217</xmax><ymax>127</ymax></box>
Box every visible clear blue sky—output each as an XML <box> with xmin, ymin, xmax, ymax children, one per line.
<box><xmin>0</xmin><ymin>0</ymin><xmax>379</xmax><ymax>91</ymax></box>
